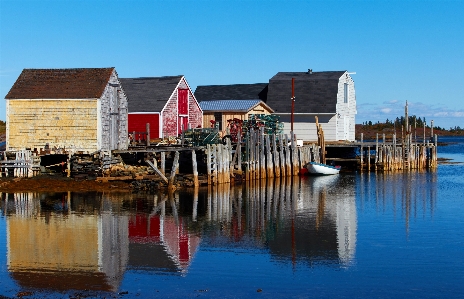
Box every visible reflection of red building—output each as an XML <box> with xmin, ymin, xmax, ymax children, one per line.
<box><xmin>128</xmin><ymin>213</ymin><xmax>200</xmax><ymax>273</ymax></box>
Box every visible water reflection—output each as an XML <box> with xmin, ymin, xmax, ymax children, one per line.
<box><xmin>358</xmin><ymin>170</ymin><xmax>438</xmax><ymax>233</ymax></box>
<box><xmin>0</xmin><ymin>176</ymin><xmax>358</xmax><ymax>293</ymax></box>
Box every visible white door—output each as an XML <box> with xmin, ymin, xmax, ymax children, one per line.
<box><xmin>344</xmin><ymin>116</ymin><xmax>349</xmax><ymax>140</ymax></box>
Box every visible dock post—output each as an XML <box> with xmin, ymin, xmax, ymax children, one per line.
<box><xmin>206</xmin><ymin>145</ymin><xmax>211</xmax><ymax>185</ymax></box>
<box><xmin>160</xmin><ymin>152</ymin><xmax>166</xmax><ymax>175</ymax></box>
<box><xmin>260</xmin><ymin>127</ymin><xmax>266</xmax><ymax>180</ymax></box>
<box><xmin>284</xmin><ymin>134</ymin><xmax>291</xmax><ymax>176</ymax></box>
<box><xmin>279</xmin><ymin>134</ymin><xmax>285</xmax><ymax>176</ymax></box>
<box><xmin>213</xmin><ymin>145</ymin><xmax>219</xmax><ymax>184</ymax></box>
<box><xmin>217</xmin><ymin>144</ymin><xmax>223</xmax><ymax>184</ymax></box>
<box><xmin>266</xmin><ymin>134</ymin><xmax>274</xmax><ymax>178</ymax></box>
<box><xmin>237</xmin><ymin>133</ymin><xmax>242</xmax><ymax>176</ymax></box>
<box><xmin>360</xmin><ymin>133</ymin><xmax>364</xmax><ymax>171</ymax></box>
<box><xmin>168</xmin><ymin>151</ymin><xmax>180</xmax><ymax>190</ymax></box>
<box><xmin>367</xmin><ymin>146</ymin><xmax>371</xmax><ymax>171</ymax></box>
<box><xmin>291</xmin><ymin>132</ymin><xmax>299</xmax><ymax>176</ymax></box>
<box><xmin>249</xmin><ymin>129</ymin><xmax>255</xmax><ymax>181</ymax></box>
<box><xmin>192</xmin><ymin>150</ymin><xmax>199</xmax><ymax>187</ymax></box>
<box><xmin>273</xmin><ymin>134</ymin><xmax>280</xmax><ymax>178</ymax></box>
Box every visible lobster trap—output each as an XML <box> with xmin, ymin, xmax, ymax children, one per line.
<box><xmin>227</xmin><ymin>114</ymin><xmax>284</xmax><ymax>143</ymax></box>
<box><xmin>182</xmin><ymin>127</ymin><xmax>221</xmax><ymax>146</ymax></box>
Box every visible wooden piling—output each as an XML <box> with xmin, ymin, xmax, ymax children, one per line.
<box><xmin>192</xmin><ymin>150</ymin><xmax>199</xmax><ymax>187</ymax></box>
<box><xmin>266</xmin><ymin>134</ymin><xmax>274</xmax><ymax>178</ymax></box>
<box><xmin>160</xmin><ymin>152</ymin><xmax>166</xmax><ymax>175</ymax></box>
<box><xmin>284</xmin><ymin>134</ymin><xmax>291</xmax><ymax>176</ymax></box>
<box><xmin>279</xmin><ymin>134</ymin><xmax>285</xmax><ymax>177</ymax></box>
<box><xmin>168</xmin><ymin>151</ymin><xmax>180</xmax><ymax>190</ymax></box>
<box><xmin>260</xmin><ymin>127</ymin><xmax>266</xmax><ymax>180</ymax></box>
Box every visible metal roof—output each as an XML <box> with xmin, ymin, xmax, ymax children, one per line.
<box><xmin>199</xmin><ymin>99</ymin><xmax>273</xmax><ymax>113</ymax></box>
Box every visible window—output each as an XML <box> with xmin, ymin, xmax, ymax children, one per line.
<box><xmin>214</xmin><ymin>112</ymin><xmax>223</xmax><ymax>130</ymax></box>
<box><xmin>344</xmin><ymin>83</ymin><xmax>348</xmax><ymax>103</ymax></box>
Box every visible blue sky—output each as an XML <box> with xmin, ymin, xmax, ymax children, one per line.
<box><xmin>1</xmin><ymin>0</ymin><xmax>463</xmax><ymax>129</ymax></box>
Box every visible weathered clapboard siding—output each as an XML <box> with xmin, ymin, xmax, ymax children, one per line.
<box><xmin>99</xmin><ymin>70</ymin><xmax>128</xmax><ymax>151</ymax></box>
<box><xmin>7</xmin><ymin>99</ymin><xmax>99</xmax><ymax>151</ymax></box>
<box><xmin>336</xmin><ymin>73</ymin><xmax>356</xmax><ymax>141</ymax></box>
<box><xmin>188</xmin><ymin>91</ymin><xmax>203</xmax><ymax>129</ymax></box>
<box><xmin>279</xmin><ymin>114</ymin><xmax>337</xmax><ymax>141</ymax></box>
<box><xmin>5</xmin><ymin>68</ymin><xmax>128</xmax><ymax>153</ymax></box>
<box><xmin>162</xmin><ymin>91</ymin><xmax>179</xmax><ymax>137</ymax></box>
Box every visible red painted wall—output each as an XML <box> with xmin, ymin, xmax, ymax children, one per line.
<box><xmin>128</xmin><ymin>113</ymin><xmax>160</xmax><ymax>139</ymax></box>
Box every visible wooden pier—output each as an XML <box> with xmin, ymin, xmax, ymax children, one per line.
<box><xmin>0</xmin><ymin>131</ymin><xmax>438</xmax><ymax>183</ymax></box>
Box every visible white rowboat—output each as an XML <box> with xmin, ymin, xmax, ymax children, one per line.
<box><xmin>306</xmin><ymin>162</ymin><xmax>341</xmax><ymax>175</ymax></box>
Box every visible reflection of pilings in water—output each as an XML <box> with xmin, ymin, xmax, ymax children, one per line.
<box><xmin>266</xmin><ymin>178</ymin><xmax>273</xmax><ymax>222</ymax></box>
<box><xmin>362</xmin><ymin>170</ymin><xmax>437</xmax><ymax>231</ymax></box>
<box><xmin>169</xmin><ymin>191</ymin><xmax>179</xmax><ymax>226</ymax></box>
<box><xmin>207</xmin><ymin>185</ymin><xmax>212</xmax><ymax>222</ymax></box>
<box><xmin>260</xmin><ymin>179</ymin><xmax>266</xmax><ymax>231</ymax></box>
<box><xmin>316</xmin><ymin>189</ymin><xmax>326</xmax><ymax>230</ymax></box>
<box><xmin>14</xmin><ymin>193</ymin><xmax>38</xmax><ymax>217</ymax></box>
<box><xmin>192</xmin><ymin>187</ymin><xmax>198</xmax><ymax>222</ymax></box>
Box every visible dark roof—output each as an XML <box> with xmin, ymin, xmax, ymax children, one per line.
<box><xmin>5</xmin><ymin>68</ymin><xmax>115</xmax><ymax>99</ymax></box>
<box><xmin>267</xmin><ymin>71</ymin><xmax>346</xmax><ymax>113</ymax></box>
<box><xmin>120</xmin><ymin>76</ymin><xmax>183</xmax><ymax>113</ymax></box>
<box><xmin>194</xmin><ymin>83</ymin><xmax>268</xmax><ymax>102</ymax></box>
<box><xmin>199</xmin><ymin>99</ymin><xmax>273</xmax><ymax>113</ymax></box>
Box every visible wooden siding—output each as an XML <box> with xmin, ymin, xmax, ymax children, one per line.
<box><xmin>335</xmin><ymin>72</ymin><xmax>356</xmax><ymax>141</ymax></box>
<box><xmin>203</xmin><ymin>106</ymin><xmax>272</xmax><ymax>136</ymax></box>
<box><xmin>161</xmin><ymin>77</ymin><xmax>203</xmax><ymax>138</ymax></box>
<box><xmin>162</xmin><ymin>92</ymin><xmax>178</xmax><ymax>138</ymax></box>
<box><xmin>6</xmin><ymin>99</ymin><xmax>99</xmax><ymax>151</ymax></box>
<box><xmin>188</xmin><ymin>91</ymin><xmax>203</xmax><ymax>129</ymax></box>
<box><xmin>98</xmin><ymin>70</ymin><xmax>128</xmax><ymax>151</ymax></box>
<box><xmin>6</xmin><ymin>69</ymin><xmax>128</xmax><ymax>152</ymax></box>
<box><xmin>279</xmin><ymin>114</ymin><xmax>337</xmax><ymax>141</ymax></box>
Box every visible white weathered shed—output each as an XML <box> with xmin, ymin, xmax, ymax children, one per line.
<box><xmin>266</xmin><ymin>71</ymin><xmax>357</xmax><ymax>141</ymax></box>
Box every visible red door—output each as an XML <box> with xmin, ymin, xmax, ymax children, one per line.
<box><xmin>178</xmin><ymin>89</ymin><xmax>188</xmax><ymax>115</ymax></box>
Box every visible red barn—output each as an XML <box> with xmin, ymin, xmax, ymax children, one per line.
<box><xmin>120</xmin><ymin>76</ymin><xmax>202</xmax><ymax>139</ymax></box>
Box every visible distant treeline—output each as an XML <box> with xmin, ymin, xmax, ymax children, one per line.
<box><xmin>362</xmin><ymin>115</ymin><xmax>463</xmax><ymax>133</ymax></box>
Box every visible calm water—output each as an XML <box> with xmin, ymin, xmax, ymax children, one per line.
<box><xmin>0</xmin><ymin>136</ymin><xmax>463</xmax><ymax>298</ymax></box>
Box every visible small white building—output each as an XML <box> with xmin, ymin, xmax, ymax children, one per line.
<box><xmin>266</xmin><ymin>70</ymin><xmax>356</xmax><ymax>141</ymax></box>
